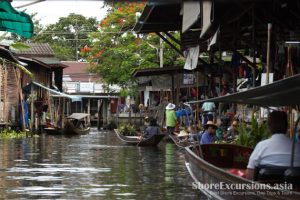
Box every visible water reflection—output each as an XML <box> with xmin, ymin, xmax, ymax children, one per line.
<box><xmin>0</xmin><ymin>128</ymin><xmax>199</xmax><ymax>199</ymax></box>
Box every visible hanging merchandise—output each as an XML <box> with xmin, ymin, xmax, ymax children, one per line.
<box><xmin>239</xmin><ymin>64</ymin><xmax>244</xmax><ymax>78</ymax></box>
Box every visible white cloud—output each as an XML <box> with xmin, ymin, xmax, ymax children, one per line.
<box><xmin>12</xmin><ymin>1</ymin><xmax>107</xmax><ymax>26</ymax></box>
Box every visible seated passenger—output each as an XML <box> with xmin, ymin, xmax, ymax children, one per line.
<box><xmin>177</xmin><ymin>130</ymin><xmax>189</xmax><ymax>143</ymax></box>
<box><xmin>200</xmin><ymin>121</ymin><xmax>217</xmax><ymax>145</ymax></box>
<box><xmin>246</xmin><ymin>111</ymin><xmax>300</xmax><ymax>179</ymax></box>
<box><xmin>142</xmin><ymin>118</ymin><xmax>160</xmax><ymax>139</ymax></box>
<box><xmin>224</xmin><ymin>120</ymin><xmax>239</xmax><ymax>140</ymax></box>
<box><xmin>187</xmin><ymin>125</ymin><xmax>198</xmax><ymax>142</ymax></box>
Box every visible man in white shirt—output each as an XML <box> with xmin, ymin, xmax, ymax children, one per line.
<box><xmin>201</xmin><ymin>101</ymin><xmax>216</xmax><ymax>125</ymax></box>
<box><xmin>246</xmin><ymin>111</ymin><xmax>300</xmax><ymax>179</ymax></box>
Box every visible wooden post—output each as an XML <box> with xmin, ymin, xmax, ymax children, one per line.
<box><xmin>171</xmin><ymin>73</ymin><xmax>175</xmax><ymax>102</ymax></box>
<box><xmin>14</xmin><ymin>68</ymin><xmax>26</xmax><ymax>131</ymax></box>
<box><xmin>87</xmin><ymin>98</ymin><xmax>91</xmax><ymax>125</ymax></box>
<box><xmin>176</xmin><ymin>73</ymin><xmax>180</xmax><ymax>105</ymax></box>
<box><xmin>196</xmin><ymin>71</ymin><xmax>199</xmax><ymax>126</ymax></box>
<box><xmin>116</xmin><ymin>98</ymin><xmax>120</xmax><ymax>127</ymax></box>
<box><xmin>47</xmin><ymin>90</ymin><xmax>53</xmax><ymax>121</ymax></box>
<box><xmin>287</xmin><ymin>46</ymin><xmax>294</xmax><ymax>137</ymax></box>
<box><xmin>3</xmin><ymin>65</ymin><xmax>7</xmax><ymax>123</ymax></box>
<box><xmin>62</xmin><ymin>97</ymin><xmax>65</xmax><ymax>129</ymax></box>
<box><xmin>266</xmin><ymin>23</ymin><xmax>272</xmax><ymax>85</ymax></box>
<box><xmin>30</xmin><ymin>84</ymin><xmax>34</xmax><ymax>130</ymax></box>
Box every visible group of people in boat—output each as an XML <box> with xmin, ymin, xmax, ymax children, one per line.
<box><xmin>139</xmin><ymin>101</ymin><xmax>300</xmax><ymax>184</ymax></box>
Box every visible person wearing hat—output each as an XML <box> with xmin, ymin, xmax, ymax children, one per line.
<box><xmin>177</xmin><ymin>130</ymin><xmax>189</xmax><ymax>143</ymax></box>
<box><xmin>141</xmin><ymin>118</ymin><xmax>161</xmax><ymax>139</ymax></box>
<box><xmin>165</xmin><ymin>103</ymin><xmax>177</xmax><ymax>135</ymax></box>
<box><xmin>200</xmin><ymin>121</ymin><xmax>217</xmax><ymax>145</ymax></box>
<box><xmin>224</xmin><ymin>120</ymin><xmax>239</xmax><ymax>140</ymax></box>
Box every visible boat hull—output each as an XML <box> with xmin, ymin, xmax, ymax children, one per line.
<box><xmin>185</xmin><ymin>145</ymin><xmax>300</xmax><ymax>200</ymax></box>
<box><xmin>114</xmin><ymin>129</ymin><xmax>165</xmax><ymax>146</ymax></box>
<box><xmin>44</xmin><ymin>127</ymin><xmax>63</xmax><ymax>135</ymax></box>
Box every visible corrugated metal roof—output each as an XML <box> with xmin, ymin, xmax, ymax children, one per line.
<box><xmin>33</xmin><ymin>57</ymin><xmax>61</xmax><ymax>65</ymax></box>
<box><xmin>62</xmin><ymin>61</ymin><xmax>89</xmax><ymax>74</ymax></box>
<box><xmin>12</xmin><ymin>43</ymin><xmax>55</xmax><ymax>56</ymax></box>
<box><xmin>0</xmin><ymin>47</ymin><xmax>27</xmax><ymax>66</ymax></box>
<box><xmin>62</xmin><ymin>61</ymin><xmax>100</xmax><ymax>82</ymax></box>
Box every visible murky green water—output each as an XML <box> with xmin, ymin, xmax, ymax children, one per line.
<box><xmin>0</xmin><ymin>128</ymin><xmax>199</xmax><ymax>199</ymax></box>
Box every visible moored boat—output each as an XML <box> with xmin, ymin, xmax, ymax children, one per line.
<box><xmin>44</xmin><ymin>113</ymin><xmax>90</xmax><ymax>135</ymax></box>
<box><xmin>44</xmin><ymin>127</ymin><xmax>63</xmax><ymax>135</ymax></box>
<box><xmin>63</xmin><ymin>113</ymin><xmax>90</xmax><ymax>135</ymax></box>
<box><xmin>114</xmin><ymin>129</ymin><xmax>165</xmax><ymax>146</ymax></box>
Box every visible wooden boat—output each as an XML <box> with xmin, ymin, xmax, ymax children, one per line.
<box><xmin>44</xmin><ymin>113</ymin><xmax>90</xmax><ymax>135</ymax></box>
<box><xmin>114</xmin><ymin>129</ymin><xmax>165</xmax><ymax>146</ymax></box>
<box><xmin>44</xmin><ymin>127</ymin><xmax>63</xmax><ymax>135</ymax></box>
<box><xmin>185</xmin><ymin>74</ymin><xmax>300</xmax><ymax>199</ymax></box>
<box><xmin>63</xmin><ymin>113</ymin><xmax>90</xmax><ymax>135</ymax></box>
<box><xmin>185</xmin><ymin>144</ymin><xmax>299</xmax><ymax>199</ymax></box>
<box><xmin>169</xmin><ymin>134</ymin><xmax>195</xmax><ymax>148</ymax></box>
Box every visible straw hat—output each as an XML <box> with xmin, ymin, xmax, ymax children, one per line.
<box><xmin>178</xmin><ymin>130</ymin><xmax>189</xmax><ymax>137</ymax></box>
<box><xmin>204</xmin><ymin>121</ymin><xmax>218</xmax><ymax>129</ymax></box>
<box><xmin>166</xmin><ymin>103</ymin><xmax>176</xmax><ymax>110</ymax></box>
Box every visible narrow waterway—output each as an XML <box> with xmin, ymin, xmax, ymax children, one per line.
<box><xmin>0</xmin><ymin>128</ymin><xmax>200</xmax><ymax>199</ymax></box>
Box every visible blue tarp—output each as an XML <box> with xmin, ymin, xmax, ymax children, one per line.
<box><xmin>31</xmin><ymin>81</ymin><xmax>82</xmax><ymax>102</ymax></box>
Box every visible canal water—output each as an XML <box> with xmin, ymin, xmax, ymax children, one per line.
<box><xmin>0</xmin><ymin>128</ymin><xmax>200</xmax><ymax>199</ymax></box>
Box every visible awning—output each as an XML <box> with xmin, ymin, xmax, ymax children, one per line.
<box><xmin>0</xmin><ymin>47</ymin><xmax>27</xmax><ymax>65</ymax></box>
<box><xmin>133</xmin><ymin>2</ymin><xmax>181</xmax><ymax>33</ymax></box>
<box><xmin>31</xmin><ymin>81</ymin><xmax>82</xmax><ymax>102</ymax></box>
<box><xmin>187</xmin><ymin>74</ymin><xmax>300</xmax><ymax>107</ymax></box>
<box><xmin>0</xmin><ymin>1</ymin><xmax>34</xmax><ymax>38</ymax></box>
<box><xmin>67</xmin><ymin>113</ymin><xmax>89</xmax><ymax>120</ymax></box>
<box><xmin>51</xmin><ymin>94</ymin><xmax>119</xmax><ymax>99</ymax></box>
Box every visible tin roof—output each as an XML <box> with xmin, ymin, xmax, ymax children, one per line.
<box><xmin>12</xmin><ymin>43</ymin><xmax>55</xmax><ymax>57</ymax></box>
<box><xmin>62</xmin><ymin>61</ymin><xmax>101</xmax><ymax>82</ymax></box>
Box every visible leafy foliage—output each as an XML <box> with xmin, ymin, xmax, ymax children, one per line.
<box><xmin>0</xmin><ymin>129</ymin><xmax>35</xmax><ymax>139</ymax></box>
<box><xmin>118</xmin><ymin>123</ymin><xmax>136</xmax><ymax>136</ymax></box>
<box><xmin>236</xmin><ymin>114</ymin><xmax>271</xmax><ymax>148</ymax></box>
<box><xmin>84</xmin><ymin>2</ymin><xmax>184</xmax><ymax>87</ymax></box>
<box><xmin>31</xmin><ymin>13</ymin><xmax>98</xmax><ymax>61</ymax></box>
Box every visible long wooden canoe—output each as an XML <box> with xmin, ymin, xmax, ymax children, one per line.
<box><xmin>44</xmin><ymin>113</ymin><xmax>90</xmax><ymax>136</ymax></box>
<box><xmin>44</xmin><ymin>127</ymin><xmax>63</xmax><ymax>135</ymax></box>
<box><xmin>114</xmin><ymin>129</ymin><xmax>165</xmax><ymax>146</ymax></box>
<box><xmin>185</xmin><ymin>144</ymin><xmax>300</xmax><ymax>200</ymax></box>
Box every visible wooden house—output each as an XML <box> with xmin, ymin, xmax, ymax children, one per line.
<box><xmin>0</xmin><ymin>46</ymin><xmax>27</xmax><ymax>126</ymax></box>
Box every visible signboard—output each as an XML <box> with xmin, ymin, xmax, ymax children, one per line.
<box><xmin>79</xmin><ymin>82</ymin><xmax>94</xmax><ymax>93</ymax></box>
<box><xmin>183</xmin><ymin>73</ymin><xmax>195</xmax><ymax>85</ymax></box>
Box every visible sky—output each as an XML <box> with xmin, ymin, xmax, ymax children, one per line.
<box><xmin>11</xmin><ymin>1</ymin><xmax>107</xmax><ymax>26</ymax></box>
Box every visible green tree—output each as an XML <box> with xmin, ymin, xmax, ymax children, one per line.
<box><xmin>84</xmin><ymin>2</ymin><xmax>183</xmax><ymax>87</ymax></box>
<box><xmin>32</xmin><ymin>13</ymin><xmax>98</xmax><ymax>61</ymax></box>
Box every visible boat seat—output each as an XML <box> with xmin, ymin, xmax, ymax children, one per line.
<box><xmin>254</xmin><ymin>165</ymin><xmax>300</xmax><ymax>186</ymax></box>
<box><xmin>254</xmin><ymin>165</ymin><xmax>286</xmax><ymax>183</ymax></box>
<box><xmin>284</xmin><ymin>168</ymin><xmax>300</xmax><ymax>187</ymax></box>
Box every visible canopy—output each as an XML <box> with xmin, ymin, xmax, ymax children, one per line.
<box><xmin>187</xmin><ymin>74</ymin><xmax>300</xmax><ymax>107</ymax></box>
<box><xmin>0</xmin><ymin>1</ymin><xmax>34</xmax><ymax>38</ymax></box>
<box><xmin>67</xmin><ymin>113</ymin><xmax>89</xmax><ymax>120</ymax></box>
<box><xmin>31</xmin><ymin>81</ymin><xmax>82</xmax><ymax>102</ymax></box>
